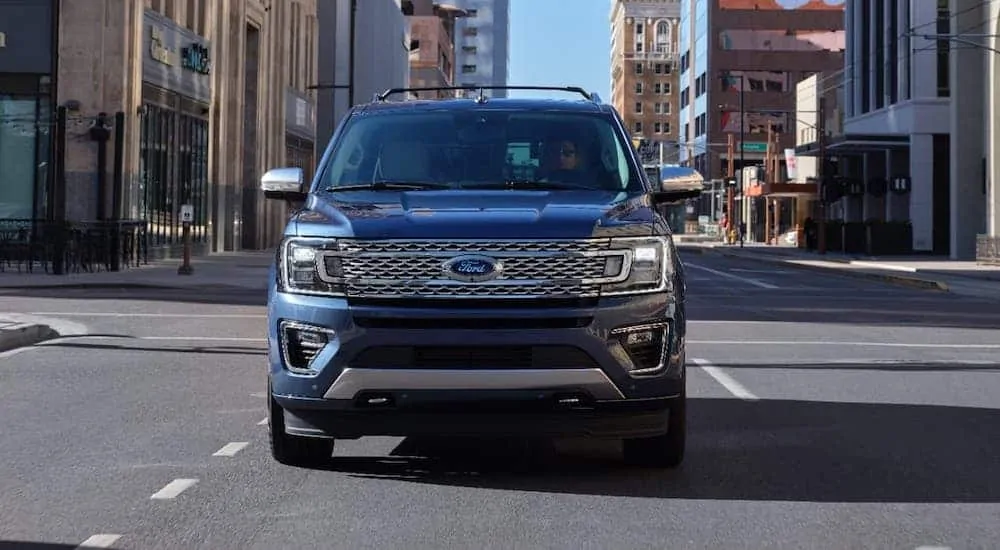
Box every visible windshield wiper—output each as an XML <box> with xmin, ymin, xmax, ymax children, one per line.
<box><xmin>327</xmin><ymin>181</ymin><xmax>451</xmax><ymax>192</ymax></box>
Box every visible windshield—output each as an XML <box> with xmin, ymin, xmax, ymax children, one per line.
<box><xmin>318</xmin><ymin>109</ymin><xmax>644</xmax><ymax>192</ymax></box>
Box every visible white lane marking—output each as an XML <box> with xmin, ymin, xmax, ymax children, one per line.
<box><xmin>729</xmin><ymin>268</ymin><xmax>791</xmax><ymax>274</ymax></box>
<box><xmin>851</xmin><ymin>261</ymin><xmax>918</xmax><ymax>272</ymax></box>
<box><xmin>76</xmin><ymin>534</ymin><xmax>123</xmax><ymax>549</ymax></box>
<box><xmin>685</xmin><ymin>262</ymin><xmax>779</xmax><ymax>289</ymax></box>
<box><xmin>28</xmin><ymin>312</ymin><xmax>263</xmax><ymax>318</ymax></box>
<box><xmin>212</xmin><ymin>442</ymin><xmax>249</xmax><ymax>457</ymax></box>
<box><xmin>688</xmin><ymin>340</ymin><xmax>1000</xmax><ymax>349</ymax></box>
<box><xmin>257</xmin><ymin>417</ymin><xmax>269</xmax><ymax>425</ymax></box>
<box><xmin>691</xmin><ymin>358</ymin><xmax>759</xmax><ymax>400</ymax></box>
<box><xmin>150</xmin><ymin>478</ymin><xmax>199</xmax><ymax>499</ymax></box>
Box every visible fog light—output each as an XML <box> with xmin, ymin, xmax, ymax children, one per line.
<box><xmin>610</xmin><ymin>322</ymin><xmax>669</xmax><ymax>375</ymax></box>
<box><xmin>280</xmin><ymin>321</ymin><xmax>336</xmax><ymax>374</ymax></box>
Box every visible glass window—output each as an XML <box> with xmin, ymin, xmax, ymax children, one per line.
<box><xmin>0</xmin><ymin>95</ymin><xmax>40</xmax><ymax>219</ymax></box>
<box><xmin>320</xmin><ymin>110</ymin><xmax>644</xmax><ymax>193</ymax></box>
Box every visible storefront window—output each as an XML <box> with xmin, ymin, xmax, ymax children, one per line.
<box><xmin>0</xmin><ymin>95</ymin><xmax>43</xmax><ymax>219</ymax></box>
<box><xmin>139</xmin><ymin>102</ymin><xmax>209</xmax><ymax>247</ymax></box>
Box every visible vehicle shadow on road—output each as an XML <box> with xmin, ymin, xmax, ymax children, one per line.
<box><xmin>322</xmin><ymin>397</ymin><xmax>1000</xmax><ymax>503</ymax></box>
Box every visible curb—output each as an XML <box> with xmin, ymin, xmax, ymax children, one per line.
<box><xmin>0</xmin><ymin>323</ymin><xmax>59</xmax><ymax>353</ymax></box>
<box><xmin>0</xmin><ymin>282</ymin><xmax>265</xmax><ymax>292</ymax></box>
<box><xmin>682</xmin><ymin>246</ymin><xmax>951</xmax><ymax>292</ymax></box>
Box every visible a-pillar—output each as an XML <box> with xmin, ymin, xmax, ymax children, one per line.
<box><xmin>909</xmin><ymin>134</ymin><xmax>935</xmax><ymax>252</ymax></box>
<box><xmin>949</xmin><ymin>0</ymin><xmax>988</xmax><ymax>259</ymax></box>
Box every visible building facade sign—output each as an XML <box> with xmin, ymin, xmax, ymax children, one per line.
<box><xmin>285</xmin><ymin>88</ymin><xmax>317</xmax><ymax>140</ymax></box>
<box><xmin>142</xmin><ymin>9</ymin><xmax>211</xmax><ymax>103</ymax></box>
<box><xmin>0</xmin><ymin>0</ymin><xmax>53</xmax><ymax>73</ymax></box>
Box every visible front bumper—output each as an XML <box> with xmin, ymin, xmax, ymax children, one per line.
<box><xmin>267</xmin><ymin>288</ymin><xmax>686</xmax><ymax>437</ymax></box>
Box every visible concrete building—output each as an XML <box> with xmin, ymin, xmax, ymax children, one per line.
<box><xmin>983</xmin><ymin>0</ymin><xmax>1000</xmax><ymax>263</ymax></box>
<box><xmin>315</xmin><ymin>0</ymin><xmax>410</xmax><ymax>150</ymax></box>
<box><xmin>453</xmin><ymin>0</ymin><xmax>511</xmax><ymax>97</ymax></box>
<box><xmin>609</xmin><ymin>0</ymin><xmax>682</xmax><ymax>166</ymax></box>
<box><xmin>677</xmin><ymin>0</ymin><xmax>844</xmax><ymax>179</ymax></box>
<box><xmin>403</xmin><ymin>0</ymin><xmax>468</xmax><ymax>99</ymax></box>
<box><xmin>0</xmin><ymin>0</ymin><xmax>320</xmax><ymax>256</ymax></box>
<box><xmin>794</xmin><ymin>0</ymin><xmax>992</xmax><ymax>260</ymax></box>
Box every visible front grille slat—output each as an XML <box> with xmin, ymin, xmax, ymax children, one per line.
<box><xmin>329</xmin><ymin>239</ymin><xmax>615</xmax><ymax>299</ymax></box>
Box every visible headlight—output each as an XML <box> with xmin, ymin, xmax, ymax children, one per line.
<box><xmin>279</xmin><ymin>237</ymin><xmax>345</xmax><ymax>296</ymax></box>
<box><xmin>600</xmin><ymin>236</ymin><xmax>673</xmax><ymax>296</ymax></box>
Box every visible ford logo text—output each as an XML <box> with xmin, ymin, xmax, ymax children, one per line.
<box><xmin>442</xmin><ymin>255</ymin><xmax>502</xmax><ymax>283</ymax></box>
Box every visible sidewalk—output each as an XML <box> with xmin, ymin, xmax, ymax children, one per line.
<box><xmin>0</xmin><ymin>251</ymin><xmax>273</xmax><ymax>291</ymax></box>
<box><xmin>679</xmin><ymin>241</ymin><xmax>1000</xmax><ymax>296</ymax></box>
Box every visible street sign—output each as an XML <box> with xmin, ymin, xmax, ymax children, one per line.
<box><xmin>738</xmin><ymin>141</ymin><xmax>767</xmax><ymax>153</ymax></box>
<box><xmin>180</xmin><ymin>204</ymin><xmax>194</xmax><ymax>223</ymax></box>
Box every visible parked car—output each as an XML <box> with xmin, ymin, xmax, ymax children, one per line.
<box><xmin>261</xmin><ymin>85</ymin><xmax>700</xmax><ymax>468</ymax></box>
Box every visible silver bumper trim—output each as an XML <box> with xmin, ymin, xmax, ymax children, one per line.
<box><xmin>323</xmin><ymin>367</ymin><xmax>627</xmax><ymax>401</ymax></box>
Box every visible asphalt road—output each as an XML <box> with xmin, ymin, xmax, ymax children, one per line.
<box><xmin>1</xmin><ymin>251</ymin><xmax>998</xmax><ymax>550</ymax></box>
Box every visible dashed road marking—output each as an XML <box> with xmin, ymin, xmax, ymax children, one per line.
<box><xmin>685</xmin><ymin>262</ymin><xmax>779</xmax><ymax>289</ymax></box>
<box><xmin>150</xmin><ymin>478</ymin><xmax>199</xmax><ymax>500</ymax></box>
<box><xmin>691</xmin><ymin>358</ymin><xmax>759</xmax><ymax>400</ymax></box>
<box><xmin>212</xmin><ymin>442</ymin><xmax>250</xmax><ymax>457</ymax></box>
<box><xmin>76</xmin><ymin>534</ymin><xmax>122</xmax><ymax>549</ymax></box>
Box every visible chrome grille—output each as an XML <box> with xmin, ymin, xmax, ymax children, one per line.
<box><xmin>326</xmin><ymin>239</ymin><xmax>621</xmax><ymax>299</ymax></box>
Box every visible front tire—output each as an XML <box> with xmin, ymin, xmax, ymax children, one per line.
<box><xmin>269</xmin><ymin>382</ymin><xmax>335</xmax><ymax>467</ymax></box>
<box><xmin>622</xmin><ymin>390</ymin><xmax>686</xmax><ymax>469</ymax></box>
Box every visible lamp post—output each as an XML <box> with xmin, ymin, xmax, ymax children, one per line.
<box><xmin>738</xmin><ymin>73</ymin><xmax>745</xmax><ymax>248</ymax></box>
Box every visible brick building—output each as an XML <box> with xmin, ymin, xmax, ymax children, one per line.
<box><xmin>609</xmin><ymin>0</ymin><xmax>682</xmax><ymax>166</ymax></box>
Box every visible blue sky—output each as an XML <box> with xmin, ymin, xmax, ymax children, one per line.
<box><xmin>507</xmin><ymin>0</ymin><xmax>611</xmax><ymax>101</ymax></box>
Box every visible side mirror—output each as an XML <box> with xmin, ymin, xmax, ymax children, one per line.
<box><xmin>261</xmin><ymin>167</ymin><xmax>306</xmax><ymax>202</ymax></box>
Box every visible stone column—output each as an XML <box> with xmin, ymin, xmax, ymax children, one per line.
<box><xmin>56</xmin><ymin>0</ymin><xmax>134</xmax><ymax>222</ymax></box>
<box><xmin>910</xmin><ymin>134</ymin><xmax>934</xmax><ymax>251</ymax></box>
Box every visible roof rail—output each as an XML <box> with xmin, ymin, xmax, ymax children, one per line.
<box><xmin>373</xmin><ymin>85</ymin><xmax>602</xmax><ymax>103</ymax></box>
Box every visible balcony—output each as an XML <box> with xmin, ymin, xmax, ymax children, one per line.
<box><xmin>624</xmin><ymin>45</ymin><xmax>679</xmax><ymax>63</ymax></box>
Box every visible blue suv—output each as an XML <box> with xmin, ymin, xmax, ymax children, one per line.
<box><xmin>261</xmin><ymin>86</ymin><xmax>700</xmax><ymax>469</ymax></box>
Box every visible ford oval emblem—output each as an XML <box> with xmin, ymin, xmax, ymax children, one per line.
<box><xmin>442</xmin><ymin>255</ymin><xmax>502</xmax><ymax>282</ymax></box>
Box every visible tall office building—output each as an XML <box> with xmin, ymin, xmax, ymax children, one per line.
<box><xmin>609</xmin><ymin>0</ymin><xmax>682</xmax><ymax>166</ymax></box>
<box><xmin>453</xmin><ymin>0</ymin><xmax>511</xmax><ymax>97</ymax></box>
<box><xmin>677</xmin><ymin>0</ymin><xmax>844</xmax><ymax>179</ymax></box>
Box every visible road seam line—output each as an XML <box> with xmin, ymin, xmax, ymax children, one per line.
<box><xmin>150</xmin><ymin>478</ymin><xmax>199</xmax><ymax>500</ymax></box>
<box><xmin>212</xmin><ymin>442</ymin><xmax>250</xmax><ymax>457</ymax></box>
<box><xmin>691</xmin><ymin>357</ymin><xmax>759</xmax><ymax>400</ymax></box>
<box><xmin>684</xmin><ymin>262</ymin><xmax>779</xmax><ymax>289</ymax></box>
<box><xmin>76</xmin><ymin>534</ymin><xmax>122</xmax><ymax>549</ymax></box>
<box><xmin>688</xmin><ymin>340</ymin><xmax>1000</xmax><ymax>349</ymax></box>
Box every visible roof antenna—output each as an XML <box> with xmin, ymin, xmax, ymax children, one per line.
<box><xmin>475</xmin><ymin>87</ymin><xmax>487</xmax><ymax>104</ymax></box>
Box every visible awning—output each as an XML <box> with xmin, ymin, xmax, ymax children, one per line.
<box><xmin>795</xmin><ymin>134</ymin><xmax>910</xmax><ymax>156</ymax></box>
<box><xmin>744</xmin><ymin>182</ymin><xmax>819</xmax><ymax>198</ymax></box>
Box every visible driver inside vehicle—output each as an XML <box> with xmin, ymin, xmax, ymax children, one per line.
<box><xmin>539</xmin><ymin>137</ymin><xmax>616</xmax><ymax>189</ymax></box>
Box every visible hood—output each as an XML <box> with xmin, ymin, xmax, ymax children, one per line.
<box><xmin>290</xmin><ymin>190</ymin><xmax>658</xmax><ymax>240</ymax></box>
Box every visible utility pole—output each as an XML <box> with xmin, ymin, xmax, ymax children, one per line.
<box><xmin>738</xmin><ymin>73</ymin><xmax>745</xmax><ymax>248</ymax></box>
<box><xmin>817</xmin><ymin>96</ymin><xmax>827</xmax><ymax>255</ymax></box>
<box><xmin>727</xmin><ymin>133</ymin><xmax>735</xmax><ymax>244</ymax></box>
